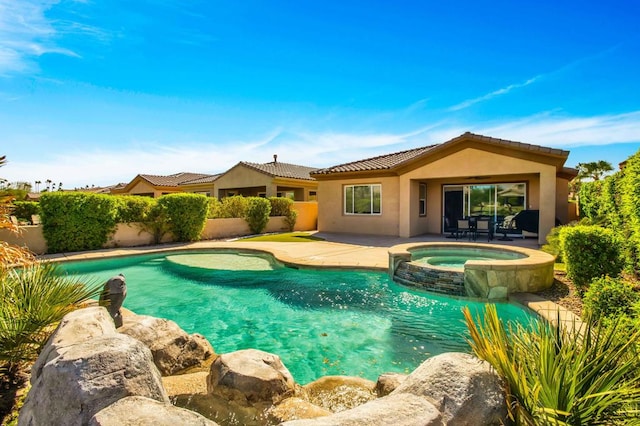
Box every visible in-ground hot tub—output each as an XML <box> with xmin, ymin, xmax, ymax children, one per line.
<box><xmin>388</xmin><ymin>242</ymin><xmax>555</xmax><ymax>300</ymax></box>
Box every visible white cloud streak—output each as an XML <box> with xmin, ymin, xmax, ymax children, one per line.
<box><xmin>448</xmin><ymin>76</ymin><xmax>541</xmax><ymax>111</ymax></box>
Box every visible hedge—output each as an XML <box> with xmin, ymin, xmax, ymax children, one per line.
<box><xmin>114</xmin><ymin>195</ymin><xmax>155</xmax><ymax>223</ymax></box>
<box><xmin>40</xmin><ymin>192</ymin><xmax>118</xmax><ymax>253</ymax></box>
<box><xmin>559</xmin><ymin>225</ymin><xmax>624</xmax><ymax>291</ymax></box>
<box><xmin>12</xmin><ymin>201</ymin><xmax>41</xmax><ymax>222</ymax></box>
<box><xmin>157</xmin><ymin>193</ymin><xmax>209</xmax><ymax>242</ymax></box>
<box><xmin>583</xmin><ymin>276</ymin><xmax>640</xmax><ymax>320</ymax></box>
<box><xmin>245</xmin><ymin>197</ymin><xmax>271</xmax><ymax>234</ymax></box>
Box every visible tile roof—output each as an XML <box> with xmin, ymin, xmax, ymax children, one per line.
<box><xmin>312</xmin><ymin>132</ymin><xmax>570</xmax><ymax>175</ymax></box>
<box><xmin>240</xmin><ymin>161</ymin><xmax>318</xmax><ymax>181</ymax></box>
<box><xmin>311</xmin><ymin>145</ymin><xmax>437</xmax><ymax>174</ymax></box>
<box><xmin>139</xmin><ymin>172</ymin><xmax>216</xmax><ymax>186</ymax></box>
<box><xmin>179</xmin><ymin>174</ymin><xmax>222</xmax><ymax>185</ymax></box>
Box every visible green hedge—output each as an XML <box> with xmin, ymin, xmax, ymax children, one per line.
<box><xmin>245</xmin><ymin>197</ymin><xmax>271</xmax><ymax>234</ymax></box>
<box><xmin>583</xmin><ymin>276</ymin><xmax>639</xmax><ymax>320</ymax></box>
<box><xmin>560</xmin><ymin>225</ymin><xmax>624</xmax><ymax>291</ymax></box>
<box><xmin>157</xmin><ymin>193</ymin><xmax>209</xmax><ymax>241</ymax></box>
<box><xmin>40</xmin><ymin>192</ymin><xmax>118</xmax><ymax>253</ymax></box>
<box><xmin>219</xmin><ymin>196</ymin><xmax>248</xmax><ymax>218</ymax></box>
<box><xmin>114</xmin><ymin>195</ymin><xmax>155</xmax><ymax>223</ymax></box>
<box><xmin>12</xmin><ymin>201</ymin><xmax>41</xmax><ymax>222</ymax></box>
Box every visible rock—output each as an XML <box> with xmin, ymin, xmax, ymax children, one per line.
<box><xmin>31</xmin><ymin>307</ymin><xmax>116</xmax><ymax>383</ymax></box>
<box><xmin>19</xmin><ymin>334</ymin><xmax>168</xmax><ymax>426</ymax></box>
<box><xmin>162</xmin><ymin>371</ymin><xmax>209</xmax><ymax>396</ymax></box>
<box><xmin>267</xmin><ymin>397</ymin><xmax>332</xmax><ymax>423</ymax></box>
<box><xmin>119</xmin><ymin>314</ymin><xmax>215</xmax><ymax>375</ymax></box>
<box><xmin>280</xmin><ymin>393</ymin><xmax>442</xmax><ymax>426</ymax></box>
<box><xmin>89</xmin><ymin>396</ymin><xmax>219</xmax><ymax>425</ymax></box>
<box><xmin>207</xmin><ymin>349</ymin><xmax>296</xmax><ymax>404</ymax></box>
<box><xmin>374</xmin><ymin>372</ymin><xmax>408</xmax><ymax>397</ymax></box>
<box><xmin>392</xmin><ymin>352</ymin><xmax>508</xmax><ymax>426</ymax></box>
<box><xmin>173</xmin><ymin>393</ymin><xmax>272</xmax><ymax>426</ymax></box>
<box><xmin>302</xmin><ymin>375</ymin><xmax>376</xmax><ymax>412</ymax></box>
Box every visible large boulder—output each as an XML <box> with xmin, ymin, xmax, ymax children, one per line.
<box><xmin>31</xmin><ymin>306</ymin><xmax>116</xmax><ymax>382</ymax></box>
<box><xmin>119</xmin><ymin>314</ymin><xmax>215</xmax><ymax>375</ymax></box>
<box><xmin>207</xmin><ymin>349</ymin><xmax>296</xmax><ymax>404</ymax></box>
<box><xmin>280</xmin><ymin>393</ymin><xmax>442</xmax><ymax>426</ymax></box>
<box><xmin>392</xmin><ymin>352</ymin><xmax>508</xmax><ymax>426</ymax></box>
<box><xmin>302</xmin><ymin>375</ymin><xmax>376</xmax><ymax>412</ymax></box>
<box><xmin>19</xmin><ymin>334</ymin><xmax>168</xmax><ymax>426</ymax></box>
<box><xmin>89</xmin><ymin>396</ymin><xmax>219</xmax><ymax>426</ymax></box>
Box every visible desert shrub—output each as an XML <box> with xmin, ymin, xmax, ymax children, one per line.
<box><xmin>268</xmin><ymin>197</ymin><xmax>293</xmax><ymax>216</ymax></box>
<box><xmin>114</xmin><ymin>195</ymin><xmax>155</xmax><ymax>223</ymax></box>
<box><xmin>140</xmin><ymin>202</ymin><xmax>171</xmax><ymax>244</ymax></box>
<box><xmin>157</xmin><ymin>193</ymin><xmax>209</xmax><ymax>242</ymax></box>
<box><xmin>464</xmin><ymin>304</ymin><xmax>640</xmax><ymax>425</ymax></box>
<box><xmin>219</xmin><ymin>196</ymin><xmax>248</xmax><ymax>218</ymax></box>
<box><xmin>284</xmin><ymin>209</ymin><xmax>298</xmax><ymax>232</ymax></box>
<box><xmin>207</xmin><ymin>197</ymin><xmax>223</xmax><ymax>219</ymax></box>
<box><xmin>0</xmin><ymin>263</ymin><xmax>100</xmax><ymax>371</ymax></box>
<box><xmin>583</xmin><ymin>276</ymin><xmax>640</xmax><ymax>320</ymax></box>
<box><xmin>560</xmin><ymin>225</ymin><xmax>624</xmax><ymax>291</ymax></box>
<box><xmin>244</xmin><ymin>197</ymin><xmax>271</xmax><ymax>234</ymax></box>
<box><xmin>39</xmin><ymin>192</ymin><xmax>118</xmax><ymax>253</ymax></box>
<box><xmin>11</xmin><ymin>201</ymin><xmax>40</xmax><ymax>222</ymax></box>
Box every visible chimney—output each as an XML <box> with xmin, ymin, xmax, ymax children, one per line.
<box><xmin>273</xmin><ymin>154</ymin><xmax>278</xmax><ymax>163</ymax></box>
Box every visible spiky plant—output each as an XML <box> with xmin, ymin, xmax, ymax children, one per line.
<box><xmin>0</xmin><ymin>263</ymin><xmax>100</xmax><ymax>373</ymax></box>
<box><xmin>463</xmin><ymin>305</ymin><xmax>640</xmax><ymax>425</ymax></box>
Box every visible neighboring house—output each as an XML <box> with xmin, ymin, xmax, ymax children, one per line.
<box><xmin>111</xmin><ymin>172</ymin><xmax>220</xmax><ymax>198</ymax></box>
<box><xmin>213</xmin><ymin>156</ymin><xmax>318</xmax><ymax>201</ymax></box>
<box><xmin>311</xmin><ymin>132</ymin><xmax>577</xmax><ymax>245</ymax></box>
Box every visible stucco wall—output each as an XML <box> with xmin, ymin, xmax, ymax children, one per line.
<box><xmin>317</xmin><ymin>176</ymin><xmax>400</xmax><ymax>236</ymax></box>
<box><xmin>0</xmin><ymin>202</ymin><xmax>318</xmax><ymax>254</ymax></box>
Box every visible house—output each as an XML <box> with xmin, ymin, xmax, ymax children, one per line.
<box><xmin>311</xmin><ymin>132</ymin><xmax>577</xmax><ymax>245</ymax></box>
<box><xmin>111</xmin><ymin>172</ymin><xmax>220</xmax><ymax>198</ymax></box>
<box><xmin>213</xmin><ymin>155</ymin><xmax>318</xmax><ymax>201</ymax></box>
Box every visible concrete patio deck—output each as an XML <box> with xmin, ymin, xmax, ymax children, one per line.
<box><xmin>42</xmin><ymin>232</ymin><xmax>581</xmax><ymax>329</ymax></box>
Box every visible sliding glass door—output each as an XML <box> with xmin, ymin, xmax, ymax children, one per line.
<box><xmin>443</xmin><ymin>183</ymin><xmax>526</xmax><ymax>232</ymax></box>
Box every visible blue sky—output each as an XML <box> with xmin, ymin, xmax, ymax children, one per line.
<box><xmin>1</xmin><ymin>0</ymin><xmax>639</xmax><ymax>189</ymax></box>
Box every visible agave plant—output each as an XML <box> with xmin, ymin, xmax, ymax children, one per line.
<box><xmin>0</xmin><ymin>263</ymin><xmax>101</xmax><ymax>373</ymax></box>
<box><xmin>463</xmin><ymin>305</ymin><xmax>640</xmax><ymax>425</ymax></box>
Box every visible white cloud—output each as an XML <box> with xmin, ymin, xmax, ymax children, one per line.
<box><xmin>448</xmin><ymin>76</ymin><xmax>541</xmax><ymax>111</ymax></box>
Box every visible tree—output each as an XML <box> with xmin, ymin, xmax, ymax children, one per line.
<box><xmin>576</xmin><ymin>161</ymin><xmax>614</xmax><ymax>181</ymax></box>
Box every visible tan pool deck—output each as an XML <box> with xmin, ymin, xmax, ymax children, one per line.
<box><xmin>41</xmin><ymin>232</ymin><xmax>582</xmax><ymax>330</ymax></box>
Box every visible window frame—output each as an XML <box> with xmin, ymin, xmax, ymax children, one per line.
<box><xmin>344</xmin><ymin>184</ymin><xmax>382</xmax><ymax>215</ymax></box>
<box><xmin>419</xmin><ymin>183</ymin><xmax>427</xmax><ymax>217</ymax></box>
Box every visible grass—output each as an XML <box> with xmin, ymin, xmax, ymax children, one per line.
<box><xmin>236</xmin><ymin>232</ymin><xmax>325</xmax><ymax>242</ymax></box>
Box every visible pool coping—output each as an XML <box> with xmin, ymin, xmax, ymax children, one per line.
<box><xmin>40</xmin><ymin>238</ymin><xmax>583</xmax><ymax>332</ymax></box>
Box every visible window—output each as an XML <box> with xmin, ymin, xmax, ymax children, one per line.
<box><xmin>344</xmin><ymin>184</ymin><xmax>381</xmax><ymax>215</ymax></box>
<box><xmin>419</xmin><ymin>183</ymin><xmax>427</xmax><ymax>216</ymax></box>
<box><xmin>309</xmin><ymin>191</ymin><xmax>317</xmax><ymax>201</ymax></box>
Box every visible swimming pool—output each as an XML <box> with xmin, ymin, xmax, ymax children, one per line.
<box><xmin>411</xmin><ymin>247</ymin><xmax>526</xmax><ymax>270</ymax></box>
<box><xmin>60</xmin><ymin>250</ymin><xmax>535</xmax><ymax>384</ymax></box>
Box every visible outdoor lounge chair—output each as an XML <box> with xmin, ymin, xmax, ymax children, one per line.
<box><xmin>496</xmin><ymin>210</ymin><xmax>539</xmax><ymax>241</ymax></box>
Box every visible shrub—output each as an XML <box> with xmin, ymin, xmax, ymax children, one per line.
<box><xmin>140</xmin><ymin>202</ymin><xmax>170</xmax><ymax>244</ymax></box>
<box><xmin>583</xmin><ymin>276</ymin><xmax>640</xmax><ymax>320</ymax></box>
<box><xmin>114</xmin><ymin>195</ymin><xmax>156</xmax><ymax>223</ymax></box>
<box><xmin>464</xmin><ymin>304</ymin><xmax>640</xmax><ymax>425</ymax></box>
<box><xmin>12</xmin><ymin>201</ymin><xmax>40</xmax><ymax>222</ymax></box>
<box><xmin>560</xmin><ymin>225</ymin><xmax>624</xmax><ymax>291</ymax></box>
<box><xmin>0</xmin><ymin>263</ymin><xmax>100</xmax><ymax>371</ymax></box>
<box><xmin>207</xmin><ymin>197</ymin><xmax>223</xmax><ymax>219</ymax></box>
<box><xmin>219</xmin><ymin>196</ymin><xmax>248</xmax><ymax>218</ymax></box>
<box><xmin>40</xmin><ymin>192</ymin><xmax>118</xmax><ymax>253</ymax></box>
<box><xmin>268</xmin><ymin>197</ymin><xmax>293</xmax><ymax>217</ymax></box>
<box><xmin>244</xmin><ymin>197</ymin><xmax>271</xmax><ymax>234</ymax></box>
<box><xmin>284</xmin><ymin>208</ymin><xmax>298</xmax><ymax>232</ymax></box>
<box><xmin>157</xmin><ymin>193</ymin><xmax>209</xmax><ymax>242</ymax></box>
<box><xmin>541</xmin><ymin>224</ymin><xmax>565</xmax><ymax>263</ymax></box>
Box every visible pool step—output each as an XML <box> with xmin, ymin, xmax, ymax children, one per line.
<box><xmin>393</xmin><ymin>262</ymin><xmax>466</xmax><ymax>297</ymax></box>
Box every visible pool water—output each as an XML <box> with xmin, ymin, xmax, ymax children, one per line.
<box><xmin>412</xmin><ymin>247</ymin><xmax>526</xmax><ymax>269</ymax></box>
<box><xmin>60</xmin><ymin>251</ymin><xmax>535</xmax><ymax>384</ymax></box>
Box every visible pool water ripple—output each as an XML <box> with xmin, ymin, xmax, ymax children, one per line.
<box><xmin>60</xmin><ymin>251</ymin><xmax>535</xmax><ymax>384</ymax></box>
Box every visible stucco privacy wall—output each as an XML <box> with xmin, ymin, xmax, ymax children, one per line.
<box><xmin>0</xmin><ymin>202</ymin><xmax>318</xmax><ymax>254</ymax></box>
<box><xmin>316</xmin><ymin>176</ymin><xmax>400</xmax><ymax>236</ymax></box>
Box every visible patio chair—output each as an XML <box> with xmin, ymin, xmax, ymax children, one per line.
<box><xmin>31</xmin><ymin>214</ymin><xmax>41</xmax><ymax>225</ymax></box>
<box><xmin>455</xmin><ymin>219</ymin><xmax>471</xmax><ymax>240</ymax></box>
<box><xmin>10</xmin><ymin>215</ymin><xmax>19</xmax><ymax>226</ymax></box>
<box><xmin>475</xmin><ymin>219</ymin><xmax>492</xmax><ymax>241</ymax></box>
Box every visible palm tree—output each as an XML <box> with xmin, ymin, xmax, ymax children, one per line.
<box><xmin>576</xmin><ymin>161</ymin><xmax>614</xmax><ymax>181</ymax></box>
<box><xmin>35</xmin><ymin>180</ymin><xmax>41</xmax><ymax>193</ymax></box>
<box><xmin>45</xmin><ymin>179</ymin><xmax>52</xmax><ymax>192</ymax></box>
